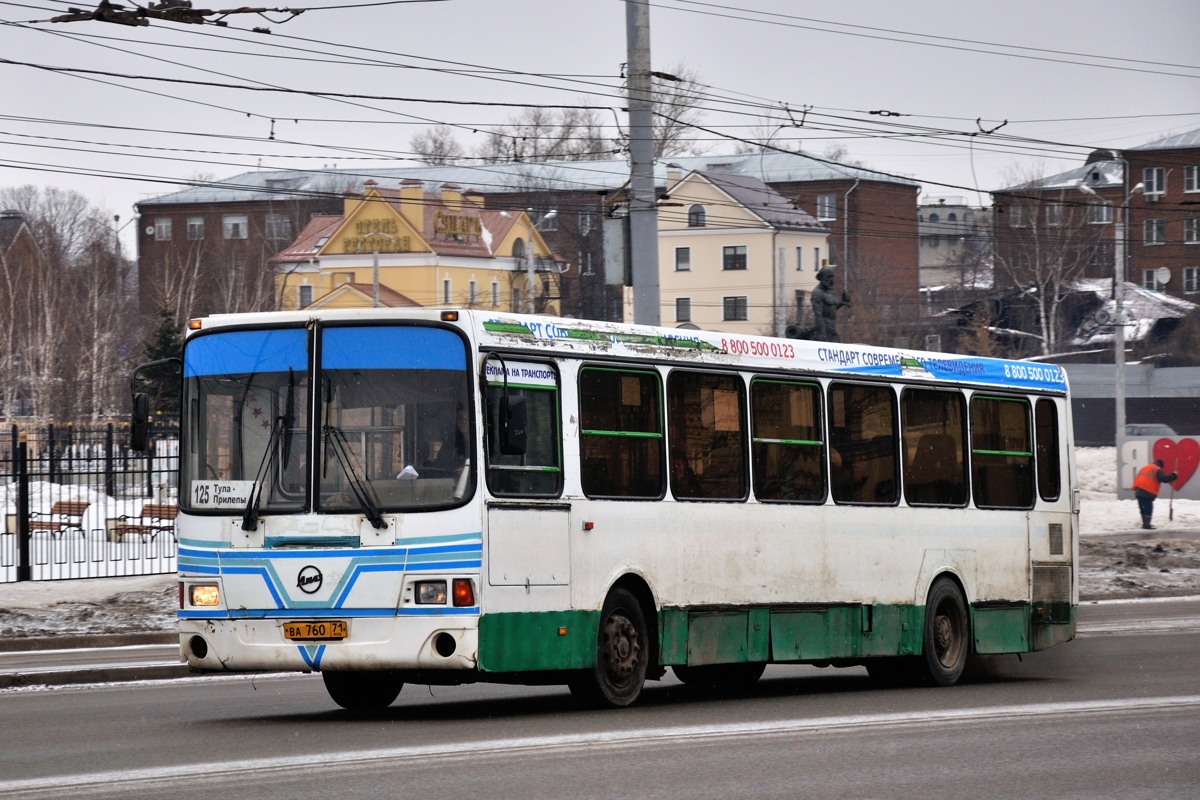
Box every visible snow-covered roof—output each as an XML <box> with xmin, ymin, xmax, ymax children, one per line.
<box><xmin>997</xmin><ymin>159</ymin><xmax>1124</xmax><ymax>193</ymax></box>
<box><xmin>1127</xmin><ymin>127</ymin><xmax>1200</xmax><ymax>152</ymax></box>
<box><xmin>692</xmin><ymin>170</ymin><xmax>826</xmax><ymax>231</ymax></box>
<box><xmin>137</xmin><ymin>150</ymin><xmax>918</xmax><ymax>208</ymax></box>
<box><xmin>1071</xmin><ymin>279</ymin><xmax>1197</xmax><ymax>347</ymax></box>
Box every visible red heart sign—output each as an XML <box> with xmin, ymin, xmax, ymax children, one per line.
<box><xmin>1152</xmin><ymin>437</ymin><xmax>1199</xmax><ymax>490</ymax></box>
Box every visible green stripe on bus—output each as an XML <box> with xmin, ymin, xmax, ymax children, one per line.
<box><xmin>581</xmin><ymin>430</ymin><xmax>663</xmax><ymax>439</ymax></box>
<box><xmin>475</xmin><ymin>601</ymin><xmax>1072</xmax><ymax>673</ymax></box>
<box><xmin>752</xmin><ymin>438</ymin><xmax>823</xmax><ymax>446</ymax></box>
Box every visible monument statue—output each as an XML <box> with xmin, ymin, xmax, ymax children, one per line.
<box><xmin>811</xmin><ymin>267</ymin><xmax>851</xmax><ymax>342</ymax></box>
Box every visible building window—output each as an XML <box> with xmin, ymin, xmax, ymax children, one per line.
<box><xmin>578</xmin><ymin>209</ymin><xmax>595</xmax><ymax>237</ymax></box>
<box><xmin>1184</xmin><ymin>217</ymin><xmax>1199</xmax><ymax>244</ymax></box>
<box><xmin>722</xmin><ymin>296</ymin><xmax>748</xmax><ymax>321</ymax></box>
<box><xmin>186</xmin><ymin>217</ymin><xmax>204</xmax><ymax>240</ymax></box>
<box><xmin>1008</xmin><ymin>206</ymin><xmax>1027</xmax><ymax>228</ymax></box>
<box><xmin>814</xmin><ymin>247</ymin><xmax>822</xmax><ymax>271</ymax></box>
<box><xmin>1185</xmin><ymin>166</ymin><xmax>1199</xmax><ymax>194</ymax></box>
<box><xmin>298</xmin><ymin>284</ymin><xmax>313</xmax><ymax>308</ymax></box>
<box><xmin>929</xmin><ymin>212</ymin><xmax>940</xmax><ymax>224</ymax></box>
<box><xmin>468</xmin><ymin>279</ymin><xmax>477</xmax><ymax>305</ymax></box>
<box><xmin>1088</xmin><ymin>242</ymin><xmax>1114</xmax><ymax>269</ymax></box>
<box><xmin>265</xmin><ymin>213</ymin><xmax>293</xmax><ymax>241</ymax></box>
<box><xmin>1087</xmin><ymin>203</ymin><xmax>1113</xmax><ymax>224</ymax></box>
<box><xmin>1144</xmin><ymin>218</ymin><xmax>1166</xmax><ymax>245</ymax></box>
<box><xmin>581</xmin><ymin>252</ymin><xmax>594</xmax><ymax>276</ymax></box>
<box><xmin>722</xmin><ymin>245</ymin><xmax>747</xmax><ymax>271</ymax></box>
<box><xmin>1143</xmin><ymin>269</ymin><xmax>1167</xmax><ymax>291</ymax></box>
<box><xmin>687</xmin><ymin>205</ymin><xmax>706</xmax><ymax>227</ymax></box>
<box><xmin>1045</xmin><ymin>203</ymin><xmax>1063</xmax><ymax>227</ymax></box>
<box><xmin>222</xmin><ymin>214</ymin><xmax>248</xmax><ymax>240</ymax></box>
<box><xmin>1144</xmin><ymin>166</ymin><xmax>1166</xmax><ymax>197</ymax></box>
<box><xmin>675</xmin><ymin>247</ymin><xmax>691</xmax><ymax>271</ymax></box>
<box><xmin>154</xmin><ymin>217</ymin><xmax>172</xmax><ymax>241</ymax></box>
<box><xmin>443</xmin><ymin>278</ymin><xmax>452</xmax><ymax>305</ymax></box>
<box><xmin>795</xmin><ymin>246</ymin><xmax>803</xmax><ymax>272</ymax></box>
<box><xmin>817</xmin><ymin>195</ymin><xmax>836</xmax><ymax>221</ymax></box>
<box><xmin>827</xmin><ymin>241</ymin><xmax>838</xmax><ymax>267</ymax></box>
<box><xmin>675</xmin><ymin>297</ymin><xmax>691</xmax><ymax>322</ymax></box>
<box><xmin>1184</xmin><ymin>267</ymin><xmax>1199</xmax><ymax>293</ymax></box>
<box><xmin>491</xmin><ymin>279</ymin><xmax>499</xmax><ymax>307</ymax></box>
<box><xmin>947</xmin><ymin>212</ymin><xmax>957</xmax><ymax>222</ymax></box>
<box><xmin>512</xmin><ymin>288</ymin><xmax>522</xmax><ymax>313</ymax></box>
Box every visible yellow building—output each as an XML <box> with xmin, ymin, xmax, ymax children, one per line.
<box><xmin>272</xmin><ymin>180</ymin><xmax>561</xmax><ymax>313</ymax></box>
<box><xmin>657</xmin><ymin>170</ymin><xmax>829</xmax><ymax>336</ymax></box>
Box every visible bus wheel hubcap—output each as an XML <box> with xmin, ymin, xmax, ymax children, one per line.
<box><xmin>602</xmin><ymin>615</ymin><xmax>639</xmax><ymax>677</ymax></box>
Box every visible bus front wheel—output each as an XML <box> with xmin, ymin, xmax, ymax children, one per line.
<box><xmin>322</xmin><ymin>670</ymin><xmax>403</xmax><ymax>710</ymax></box>
<box><xmin>920</xmin><ymin>577</ymin><xmax>970</xmax><ymax>686</ymax></box>
<box><xmin>569</xmin><ymin>587</ymin><xmax>649</xmax><ymax>708</ymax></box>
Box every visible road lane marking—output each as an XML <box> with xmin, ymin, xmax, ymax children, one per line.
<box><xmin>2</xmin><ymin>695</ymin><xmax>1199</xmax><ymax>796</ymax></box>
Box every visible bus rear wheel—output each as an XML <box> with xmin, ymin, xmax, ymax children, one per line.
<box><xmin>569</xmin><ymin>587</ymin><xmax>649</xmax><ymax>708</ymax></box>
<box><xmin>322</xmin><ymin>670</ymin><xmax>403</xmax><ymax>710</ymax></box>
<box><xmin>920</xmin><ymin>577</ymin><xmax>970</xmax><ymax>686</ymax></box>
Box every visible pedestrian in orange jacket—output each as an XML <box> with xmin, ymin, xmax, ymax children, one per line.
<box><xmin>1132</xmin><ymin>459</ymin><xmax>1178</xmax><ymax>530</ymax></box>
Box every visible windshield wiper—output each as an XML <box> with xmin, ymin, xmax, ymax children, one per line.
<box><xmin>324</xmin><ymin>425</ymin><xmax>387</xmax><ymax>530</ymax></box>
<box><xmin>241</xmin><ymin>414</ymin><xmax>284</xmax><ymax>532</ymax></box>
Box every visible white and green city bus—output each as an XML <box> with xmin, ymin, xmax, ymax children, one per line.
<box><xmin>145</xmin><ymin>308</ymin><xmax>1077</xmax><ymax>709</ymax></box>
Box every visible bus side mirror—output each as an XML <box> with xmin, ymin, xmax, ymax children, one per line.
<box><xmin>499</xmin><ymin>395</ymin><xmax>527</xmax><ymax>456</ymax></box>
<box><xmin>130</xmin><ymin>392</ymin><xmax>150</xmax><ymax>452</ymax></box>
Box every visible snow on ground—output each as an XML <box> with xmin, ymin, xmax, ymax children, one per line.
<box><xmin>1</xmin><ymin>448</ymin><xmax>1197</xmax><ymax>641</ymax></box>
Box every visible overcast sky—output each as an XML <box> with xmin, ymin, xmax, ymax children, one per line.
<box><xmin>1</xmin><ymin>0</ymin><xmax>1196</xmax><ymax>249</ymax></box>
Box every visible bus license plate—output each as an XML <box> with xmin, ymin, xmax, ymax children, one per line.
<box><xmin>282</xmin><ymin>620</ymin><xmax>347</xmax><ymax>641</ymax></box>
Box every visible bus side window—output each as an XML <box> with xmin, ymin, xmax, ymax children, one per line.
<box><xmin>750</xmin><ymin>379</ymin><xmax>825</xmax><ymax>503</ymax></box>
<box><xmin>668</xmin><ymin>371</ymin><xmax>748</xmax><ymax>501</ymax></box>
<box><xmin>1035</xmin><ymin>398</ymin><xmax>1061</xmax><ymax>502</ymax></box>
<box><xmin>970</xmin><ymin>395</ymin><xmax>1034</xmax><ymax>509</ymax></box>
<box><xmin>485</xmin><ymin>374</ymin><xmax>563</xmax><ymax>498</ymax></box>
<box><xmin>578</xmin><ymin>367</ymin><xmax>664</xmax><ymax>499</ymax></box>
<box><xmin>828</xmin><ymin>382</ymin><xmax>898</xmax><ymax>505</ymax></box>
<box><xmin>901</xmin><ymin>388</ymin><xmax>967</xmax><ymax>507</ymax></box>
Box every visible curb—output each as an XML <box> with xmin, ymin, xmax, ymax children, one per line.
<box><xmin>0</xmin><ymin>632</ymin><xmax>176</xmax><ymax>653</ymax></box>
<box><xmin>0</xmin><ymin>662</ymin><xmax>191</xmax><ymax>690</ymax></box>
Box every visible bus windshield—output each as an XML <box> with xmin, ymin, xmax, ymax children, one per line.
<box><xmin>182</xmin><ymin>327</ymin><xmax>309</xmax><ymax>514</ymax></box>
<box><xmin>318</xmin><ymin>325</ymin><xmax>472</xmax><ymax>512</ymax></box>
<box><xmin>181</xmin><ymin>323</ymin><xmax>472</xmax><ymax>514</ymax></box>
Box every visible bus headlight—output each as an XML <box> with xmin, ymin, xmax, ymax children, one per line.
<box><xmin>189</xmin><ymin>583</ymin><xmax>221</xmax><ymax>607</ymax></box>
<box><xmin>415</xmin><ymin>581</ymin><xmax>447</xmax><ymax>604</ymax></box>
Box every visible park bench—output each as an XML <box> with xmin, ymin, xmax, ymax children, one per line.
<box><xmin>106</xmin><ymin>502</ymin><xmax>178</xmax><ymax>542</ymax></box>
<box><xmin>27</xmin><ymin>500</ymin><xmax>90</xmax><ymax>539</ymax></box>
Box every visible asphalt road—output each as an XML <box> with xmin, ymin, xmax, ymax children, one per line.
<box><xmin>0</xmin><ymin>600</ymin><xmax>1197</xmax><ymax>799</ymax></box>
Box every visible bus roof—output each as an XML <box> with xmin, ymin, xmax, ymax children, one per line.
<box><xmin>187</xmin><ymin>308</ymin><xmax>1068</xmax><ymax>395</ymax></box>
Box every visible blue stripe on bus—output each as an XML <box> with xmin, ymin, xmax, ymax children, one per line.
<box><xmin>322</xmin><ymin>326</ymin><xmax>467</xmax><ymax>371</ymax></box>
<box><xmin>184</xmin><ymin>328</ymin><xmax>307</xmax><ymax>377</ymax></box>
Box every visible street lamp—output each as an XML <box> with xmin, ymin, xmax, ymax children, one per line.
<box><xmin>1079</xmin><ymin>176</ymin><xmax>1144</xmax><ymax>447</ymax></box>
<box><xmin>501</xmin><ymin>209</ymin><xmax>557</xmax><ymax>314</ymax></box>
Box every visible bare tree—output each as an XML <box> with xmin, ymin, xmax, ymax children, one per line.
<box><xmin>410</xmin><ymin>124</ymin><xmax>467</xmax><ymax>165</ymax></box>
<box><xmin>475</xmin><ymin>106</ymin><xmax>612</xmax><ymax>163</ymax></box>
<box><xmin>644</xmin><ymin>61</ymin><xmax>709</xmax><ymax>158</ymax></box>
<box><xmin>992</xmin><ymin>166</ymin><xmax>1099</xmax><ymax>356</ymax></box>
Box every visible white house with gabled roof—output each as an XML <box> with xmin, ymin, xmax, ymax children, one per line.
<box><xmin>657</xmin><ymin>169</ymin><xmax>829</xmax><ymax>336</ymax></box>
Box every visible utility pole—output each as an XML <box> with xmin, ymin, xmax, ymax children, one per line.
<box><xmin>625</xmin><ymin>0</ymin><xmax>659</xmax><ymax>326</ymax></box>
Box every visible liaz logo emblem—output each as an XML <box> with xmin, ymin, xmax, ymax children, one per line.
<box><xmin>296</xmin><ymin>565</ymin><xmax>323</xmax><ymax>594</ymax></box>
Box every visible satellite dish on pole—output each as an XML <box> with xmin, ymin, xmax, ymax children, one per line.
<box><xmin>1094</xmin><ymin>307</ymin><xmax>1114</xmax><ymax>326</ymax></box>
<box><xmin>1156</xmin><ymin>267</ymin><xmax>1171</xmax><ymax>286</ymax></box>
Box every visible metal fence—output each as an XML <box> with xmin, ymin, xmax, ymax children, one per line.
<box><xmin>1</xmin><ymin>423</ymin><xmax>179</xmax><ymax>583</ymax></box>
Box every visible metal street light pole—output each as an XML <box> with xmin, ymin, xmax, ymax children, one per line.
<box><xmin>367</xmin><ymin>231</ymin><xmax>398</xmax><ymax>308</ymax></box>
<box><xmin>526</xmin><ymin>209</ymin><xmax>556</xmax><ymax>314</ymax></box>
<box><xmin>1080</xmin><ymin>174</ymin><xmax>1143</xmax><ymax>449</ymax></box>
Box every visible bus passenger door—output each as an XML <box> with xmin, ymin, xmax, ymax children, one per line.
<box><xmin>486</xmin><ymin>504</ymin><xmax>571</xmax><ymax>587</ymax></box>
